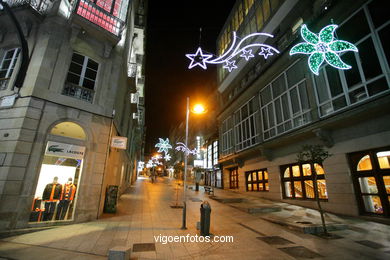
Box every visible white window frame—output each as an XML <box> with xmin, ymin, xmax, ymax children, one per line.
<box><xmin>67</xmin><ymin>53</ymin><xmax>99</xmax><ymax>90</ymax></box>
<box><xmin>0</xmin><ymin>48</ymin><xmax>20</xmax><ymax>79</ymax></box>
<box><xmin>259</xmin><ymin>60</ymin><xmax>311</xmax><ymax>141</ymax></box>
<box><xmin>207</xmin><ymin>144</ymin><xmax>212</xmax><ymax>169</ymax></box>
<box><xmin>221</xmin><ymin>116</ymin><xmax>234</xmax><ymax>156</ymax></box>
<box><xmin>234</xmin><ymin>97</ymin><xmax>259</xmax><ymax>152</ymax></box>
<box><xmin>312</xmin><ymin>3</ymin><xmax>390</xmax><ymax>118</ymax></box>
<box><xmin>213</xmin><ymin>141</ymin><xmax>218</xmax><ymax>166</ymax></box>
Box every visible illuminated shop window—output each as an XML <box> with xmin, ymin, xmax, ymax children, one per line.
<box><xmin>246</xmin><ymin>169</ymin><xmax>269</xmax><ymax>191</ymax></box>
<box><xmin>350</xmin><ymin>148</ymin><xmax>390</xmax><ymax>216</ymax></box>
<box><xmin>281</xmin><ymin>163</ymin><xmax>328</xmax><ymax>200</ymax></box>
<box><xmin>30</xmin><ymin>122</ymin><xmax>86</xmax><ymax>223</ymax></box>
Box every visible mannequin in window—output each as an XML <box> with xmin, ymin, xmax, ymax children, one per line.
<box><xmin>55</xmin><ymin>177</ymin><xmax>77</xmax><ymax>220</ymax></box>
<box><xmin>42</xmin><ymin>176</ymin><xmax>62</xmax><ymax>221</ymax></box>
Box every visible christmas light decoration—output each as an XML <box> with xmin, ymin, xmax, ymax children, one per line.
<box><xmin>164</xmin><ymin>154</ymin><xmax>171</xmax><ymax>161</ymax></box>
<box><xmin>175</xmin><ymin>142</ymin><xmax>197</xmax><ymax>156</ymax></box>
<box><xmin>290</xmin><ymin>24</ymin><xmax>358</xmax><ymax>75</ymax></box>
<box><xmin>186</xmin><ymin>31</ymin><xmax>280</xmax><ymax>71</ymax></box>
<box><xmin>155</xmin><ymin>138</ymin><xmax>172</xmax><ymax>155</ymax></box>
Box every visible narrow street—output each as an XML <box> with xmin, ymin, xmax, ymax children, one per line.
<box><xmin>0</xmin><ymin>177</ymin><xmax>389</xmax><ymax>260</ymax></box>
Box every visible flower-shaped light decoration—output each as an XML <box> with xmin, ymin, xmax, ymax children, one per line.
<box><xmin>155</xmin><ymin>138</ymin><xmax>172</xmax><ymax>155</ymax></box>
<box><xmin>164</xmin><ymin>154</ymin><xmax>171</xmax><ymax>161</ymax></box>
<box><xmin>290</xmin><ymin>24</ymin><xmax>358</xmax><ymax>75</ymax></box>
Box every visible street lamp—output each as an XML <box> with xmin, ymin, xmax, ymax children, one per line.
<box><xmin>181</xmin><ymin>97</ymin><xmax>205</xmax><ymax>230</ymax></box>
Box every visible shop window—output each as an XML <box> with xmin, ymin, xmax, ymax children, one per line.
<box><xmin>246</xmin><ymin>169</ymin><xmax>269</xmax><ymax>191</ymax></box>
<box><xmin>30</xmin><ymin>123</ymin><xmax>86</xmax><ymax>223</ymax></box>
<box><xmin>349</xmin><ymin>147</ymin><xmax>390</xmax><ymax>217</ymax></box>
<box><xmin>280</xmin><ymin>163</ymin><xmax>328</xmax><ymax>200</ymax></box>
<box><xmin>229</xmin><ymin>167</ymin><xmax>239</xmax><ymax>189</ymax></box>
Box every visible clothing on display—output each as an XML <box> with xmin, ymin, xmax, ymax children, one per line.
<box><xmin>42</xmin><ymin>177</ymin><xmax>62</xmax><ymax>221</ymax></box>
<box><xmin>55</xmin><ymin>178</ymin><xmax>77</xmax><ymax>220</ymax></box>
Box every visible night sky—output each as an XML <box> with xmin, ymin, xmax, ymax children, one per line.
<box><xmin>144</xmin><ymin>0</ymin><xmax>236</xmax><ymax>154</ymax></box>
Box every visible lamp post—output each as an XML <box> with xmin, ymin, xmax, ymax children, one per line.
<box><xmin>181</xmin><ymin>97</ymin><xmax>205</xmax><ymax>230</ymax></box>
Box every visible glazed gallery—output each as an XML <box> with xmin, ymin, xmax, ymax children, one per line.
<box><xmin>29</xmin><ymin>122</ymin><xmax>86</xmax><ymax>223</ymax></box>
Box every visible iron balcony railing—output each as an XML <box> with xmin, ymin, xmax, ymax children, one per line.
<box><xmin>74</xmin><ymin>0</ymin><xmax>125</xmax><ymax>36</ymax></box>
<box><xmin>3</xmin><ymin>0</ymin><xmax>52</xmax><ymax>14</ymax></box>
<box><xmin>62</xmin><ymin>82</ymin><xmax>94</xmax><ymax>103</ymax></box>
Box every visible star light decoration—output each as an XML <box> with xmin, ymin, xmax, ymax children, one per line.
<box><xmin>175</xmin><ymin>142</ymin><xmax>197</xmax><ymax>156</ymax></box>
<box><xmin>186</xmin><ymin>32</ymin><xmax>280</xmax><ymax>72</ymax></box>
<box><xmin>290</xmin><ymin>24</ymin><xmax>358</xmax><ymax>75</ymax></box>
<box><xmin>155</xmin><ymin>138</ymin><xmax>172</xmax><ymax>155</ymax></box>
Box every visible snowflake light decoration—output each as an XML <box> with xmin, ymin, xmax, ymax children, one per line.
<box><xmin>290</xmin><ymin>24</ymin><xmax>358</xmax><ymax>75</ymax></box>
<box><xmin>186</xmin><ymin>32</ymin><xmax>280</xmax><ymax>72</ymax></box>
<box><xmin>164</xmin><ymin>154</ymin><xmax>171</xmax><ymax>161</ymax></box>
<box><xmin>155</xmin><ymin>138</ymin><xmax>172</xmax><ymax>155</ymax></box>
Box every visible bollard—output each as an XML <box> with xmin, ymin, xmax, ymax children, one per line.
<box><xmin>200</xmin><ymin>201</ymin><xmax>211</xmax><ymax>236</ymax></box>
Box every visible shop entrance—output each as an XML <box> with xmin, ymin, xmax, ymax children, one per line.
<box><xmin>29</xmin><ymin>122</ymin><xmax>86</xmax><ymax>223</ymax></box>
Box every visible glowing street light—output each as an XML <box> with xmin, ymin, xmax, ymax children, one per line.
<box><xmin>181</xmin><ymin>97</ymin><xmax>206</xmax><ymax>230</ymax></box>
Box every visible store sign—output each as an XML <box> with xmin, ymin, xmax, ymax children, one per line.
<box><xmin>194</xmin><ymin>160</ymin><xmax>204</xmax><ymax>167</ymax></box>
<box><xmin>45</xmin><ymin>141</ymin><xmax>85</xmax><ymax>159</ymax></box>
<box><xmin>111</xmin><ymin>136</ymin><xmax>128</xmax><ymax>149</ymax></box>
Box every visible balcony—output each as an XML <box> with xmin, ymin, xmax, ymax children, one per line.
<box><xmin>73</xmin><ymin>0</ymin><xmax>126</xmax><ymax>38</ymax></box>
<box><xmin>3</xmin><ymin>0</ymin><xmax>52</xmax><ymax>15</ymax></box>
<box><xmin>62</xmin><ymin>82</ymin><xmax>94</xmax><ymax>103</ymax></box>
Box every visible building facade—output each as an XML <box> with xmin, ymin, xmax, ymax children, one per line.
<box><xmin>217</xmin><ymin>0</ymin><xmax>390</xmax><ymax>219</ymax></box>
<box><xmin>0</xmin><ymin>0</ymin><xmax>147</xmax><ymax>230</ymax></box>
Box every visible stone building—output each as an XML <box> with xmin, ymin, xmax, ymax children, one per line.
<box><xmin>0</xmin><ymin>0</ymin><xmax>147</xmax><ymax>230</ymax></box>
<box><xmin>216</xmin><ymin>0</ymin><xmax>390</xmax><ymax>219</ymax></box>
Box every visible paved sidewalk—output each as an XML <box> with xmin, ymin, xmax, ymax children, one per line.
<box><xmin>0</xmin><ymin>177</ymin><xmax>389</xmax><ymax>260</ymax></box>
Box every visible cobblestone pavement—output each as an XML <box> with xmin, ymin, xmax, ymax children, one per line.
<box><xmin>0</xmin><ymin>177</ymin><xmax>389</xmax><ymax>260</ymax></box>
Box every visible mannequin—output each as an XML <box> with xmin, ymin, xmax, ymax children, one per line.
<box><xmin>55</xmin><ymin>177</ymin><xmax>77</xmax><ymax>220</ymax></box>
<box><xmin>42</xmin><ymin>176</ymin><xmax>62</xmax><ymax>221</ymax></box>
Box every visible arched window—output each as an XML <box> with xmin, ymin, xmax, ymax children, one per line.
<box><xmin>280</xmin><ymin>163</ymin><xmax>328</xmax><ymax>200</ymax></box>
<box><xmin>50</xmin><ymin>122</ymin><xmax>86</xmax><ymax>140</ymax></box>
<box><xmin>349</xmin><ymin>148</ymin><xmax>390</xmax><ymax>217</ymax></box>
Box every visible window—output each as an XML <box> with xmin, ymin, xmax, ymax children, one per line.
<box><xmin>260</xmin><ymin>59</ymin><xmax>311</xmax><ymax>140</ymax></box>
<box><xmin>213</xmin><ymin>141</ymin><xmax>218</xmax><ymax>166</ymax></box>
<box><xmin>281</xmin><ymin>163</ymin><xmax>328</xmax><ymax>200</ymax></box>
<box><xmin>234</xmin><ymin>97</ymin><xmax>260</xmax><ymax>151</ymax></box>
<box><xmin>229</xmin><ymin>167</ymin><xmax>239</xmax><ymax>189</ymax></box>
<box><xmin>0</xmin><ymin>48</ymin><xmax>20</xmax><ymax>87</ymax></box>
<box><xmin>62</xmin><ymin>53</ymin><xmax>99</xmax><ymax>103</ymax></box>
<box><xmin>221</xmin><ymin>116</ymin><xmax>234</xmax><ymax>156</ymax></box>
<box><xmin>313</xmin><ymin>4</ymin><xmax>390</xmax><ymax>117</ymax></box>
<box><xmin>246</xmin><ymin>169</ymin><xmax>269</xmax><ymax>191</ymax></box>
<box><xmin>349</xmin><ymin>147</ymin><xmax>390</xmax><ymax>217</ymax></box>
<box><xmin>207</xmin><ymin>144</ymin><xmax>212</xmax><ymax>169</ymax></box>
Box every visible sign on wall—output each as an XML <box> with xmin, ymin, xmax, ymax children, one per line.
<box><xmin>111</xmin><ymin>136</ymin><xmax>128</xmax><ymax>149</ymax></box>
<box><xmin>45</xmin><ymin>141</ymin><xmax>85</xmax><ymax>159</ymax></box>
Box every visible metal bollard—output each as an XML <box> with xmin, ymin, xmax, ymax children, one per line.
<box><xmin>200</xmin><ymin>201</ymin><xmax>211</xmax><ymax>236</ymax></box>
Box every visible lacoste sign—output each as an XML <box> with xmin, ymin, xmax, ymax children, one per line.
<box><xmin>45</xmin><ymin>141</ymin><xmax>85</xmax><ymax>159</ymax></box>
